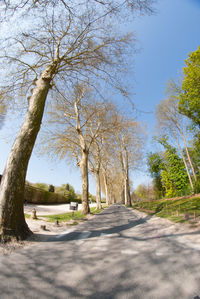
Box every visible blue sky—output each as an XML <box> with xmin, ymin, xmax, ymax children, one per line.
<box><xmin>0</xmin><ymin>0</ymin><xmax>200</xmax><ymax>194</ymax></box>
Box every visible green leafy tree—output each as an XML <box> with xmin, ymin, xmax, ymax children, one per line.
<box><xmin>134</xmin><ymin>183</ymin><xmax>155</xmax><ymax>200</ymax></box>
<box><xmin>32</xmin><ymin>182</ymin><xmax>48</xmax><ymax>191</ymax></box>
<box><xmin>48</xmin><ymin>185</ymin><xmax>55</xmax><ymax>192</ymax></box>
<box><xmin>55</xmin><ymin>183</ymin><xmax>76</xmax><ymax>201</ymax></box>
<box><xmin>147</xmin><ymin>152</ymin><xmax>165</xmax><ymax>198</ymax></box>
<box><xmin>186</xmin><ymin>134</ymin><xmax>200</xmax><ymax>193</ymax></box>
<box><xmin>158</xmin><ymin>138</ymin><xmax>189</xmax><ymax>197</ymax></box>
<box><xmin>179</xmin><ymin>46</ymin><xmax>200</xmax><ymax>127</ymax></box>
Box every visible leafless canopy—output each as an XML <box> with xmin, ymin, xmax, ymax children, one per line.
<box><xmin>0</xmin><ymin>0</ymin><xmax>155</xmax><ymax>107</ymax></box>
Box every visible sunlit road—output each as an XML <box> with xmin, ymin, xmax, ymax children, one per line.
<box><xmin>0</xmin><ymin>204</ymin><xmax>200</xmax><ymax>298</ymax></box>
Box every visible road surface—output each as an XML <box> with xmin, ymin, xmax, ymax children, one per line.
<box><xmin>0</xmin><ymin>204</ymin><xmax>200</xmax><ymax>298</ymax></box>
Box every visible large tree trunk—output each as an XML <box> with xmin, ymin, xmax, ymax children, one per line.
<box><xmin>124</xmin><ymin>178</ymin><xmax>128</xmax><ymax>205</ymax></box>
<box><xmin>108</xmin><ymin>192</ymin><xmax>113</xmax><ymax>205</ymax></box>
<box><xmin>0</xmin><ymin>67</ymin><xmax>53</xmax><ymax>242</ymax></box>
<box><xmin>80</xmin><ymin>149</ymin><xmax>90</xmax><ymax>214</ymax></box>
<box><xmin>125</xmin><ymin>177</ymin><xmax>131</xmax><ymax>206</ymax></box>
<box><xmin>95</xmin><ymin>170</ymin><xmax>102</xmax><ymax>210</ymax></box>
<box><xmin>121</xmin><ymin>187</ymin><xmax>125</xmax><ymax>204</ymax></box>
<box><xmin>124</xmin><ymin>149</ymin><xmax>131</xmax><ymax>206</ymax></box>
<box><xmin>103</xmin><ymin>172</ymin><xmax>109</xmax><ymax>205</ymax></box>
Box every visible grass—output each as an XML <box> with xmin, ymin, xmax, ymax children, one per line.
<box><xmin>41</xmin><ymin>205</ymin><xmax>107</xmax><ymax>223</ymax></box>
<box><xmin>24</xmin><ymin>213</ymin><xmax>31</xmax><ymax>219</ymax></box>
<box><xmin>132</xmin><ymin>196</ymin><xmax>200</xmax><ymax>224</ymax></box>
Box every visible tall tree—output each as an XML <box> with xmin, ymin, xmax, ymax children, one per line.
<box><xmin>113</xmin><ymin>117</ymin><xmax>144</xmax><ymax>206</ymax></box>
<box><xmin>156</xmin><ymin>96</ymin><xmax>197</xmax><ymax>192</ymax></box>
<box><xmin>158</xmin><ymin>137</ymin><xmax>188</xmax><ymax>198</ymax></box>
<box><xmin>147</xmin><ymin>152</ymin><xmax>165</xmax><ymax>199</ymax></box>
<box><xmin>41</xmin><ymin>85</ymin><xmax>114</xmax><ymax>214</ymax></box>
<box><xmin>179</xmin><ymin>46</ymin><xmax>200</xmax><ymax>128</ymax></box>
<box><xmin>89</xmin><ymin>103</ymin><xmax>120</xmax><ymax>209</ymax></box>
<box><xmin>0</xmin><ymin>0</ymin><xmax>154</xmax><ymax>241</ymax></box>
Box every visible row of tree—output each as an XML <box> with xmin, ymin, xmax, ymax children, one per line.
<box><xmin>148</xmin><ymin>46</ymin><xmax>200</xmax><ymax>199</ymax></box>
<box><xmin>0</xmin><ymin>0</ymin><xmax>154</xmax><ymax>241</ymax></box>
<box><xmin>40</xmin><ymin>84</ymin><xmax>144</xmax><ymax>212</ymax></box>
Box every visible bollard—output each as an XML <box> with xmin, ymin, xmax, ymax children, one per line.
<box><xmin>31</xmin><ymin>208</ymin><xmax>37</xmax><ymax>219</ymax></box>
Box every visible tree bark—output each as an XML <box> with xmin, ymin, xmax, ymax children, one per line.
<box><xmin>121</xmin><ymin>188</ymin><xmax>125</xmax><ymax>204</ymax></box>
<box><xmin>0</xmin><ymin>66</ymin><xmax>54</xmax><ymax>242</ymax></box>
<box><xmin>108</xmin><ymin>192</ymin><xmax>113</xmax><ymax>205</ymax></box>
<box><xmin>176</xmin><ymin>138</ymin><xmax>194</xmax><ymax>192</ymax></box>
<box><xmin>95</xmin><ymin>170</ymin><xmax>102</xmax><ymax>210</ymax></box>
<box><xmin>124</xmin><ymin>178</ymin><xmax>131</xmax><ymax>206</ymax></box>
<box><xmin>103</xmin><ymin>172</ymin><xmax>109</xmax><ymax>205</ymax></box>
<box><xmin>80</xmin><ymin>149</ymin><xmax>90</xmax><ymax>214</ymax></box>
<box><xmin>180</xmin><ymin>131</ymin><xmax>197</xmax><ymax>184</ymax></box>
<box><xmin>124</xmin><ymin>149</ymin><xmax>131</xmax><ymax>206</ymax></box>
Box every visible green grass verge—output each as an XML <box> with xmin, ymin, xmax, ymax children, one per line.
<box><xmin>24</xmin><ymin>213</ymin><xmax>31</xmax><ymax>219</ymax></box>
<box><xmin>132</xmin><ymin>197</ymin><xmax>200</xmax><ymax>223</ymax></box>
<box><xmin>41</xmin><ymin>205</ymin><xmax>107</xmax><ymax>223</ymax></box>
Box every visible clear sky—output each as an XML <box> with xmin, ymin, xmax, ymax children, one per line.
<box><xmin>0</xmin><ymin>0</ymin><xmax>200</xmax><ymax>194</ymax></box>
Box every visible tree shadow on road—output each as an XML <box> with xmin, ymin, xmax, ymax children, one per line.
<box><xmin>26</xmin><ymin>205</ymin><xmax>200</xmax><ymax>246</ymax></box>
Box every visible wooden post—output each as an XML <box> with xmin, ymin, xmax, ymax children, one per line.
<box><xmin>40</xmin><ymin>225</ymin><xmax>46</xmax><ymax>230</ymax></box>
<box><xmin>31</xmin><ymin>208</ymin><xmax>37</xmax><ymax>219</ymax></box>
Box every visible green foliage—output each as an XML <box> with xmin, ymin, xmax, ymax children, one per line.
<box><xmin>179</xmin><ymin>46</ymin><xmax>200</xmax><ymax>127</ymax></box>
<box><xmin>89</xmin><ymin>193</ymin><xmax>96</xmax><ymax>202</ymax></box>
<box><xmin>24</xmin><ymin>185</ymin><xmax>68</xmax><ymax>204</ymax></box>
<box><xmin>32</xmin><ymin>182</ymin><xmax>49</xmax><ymax>191</ymax></box>
<box><xmin>147</xmin><ymin>152</ymin><xmax>165</xmax><ymax>198</ymax></box>
<box><xmin>134</xmin><ymin>184</ymin><xmax>155</xmax><ymax>200</ymax></box>
<box><xmin>48</xmin><ymin>184</ymin><xmax>55</xmax><ymax>192</ymax></box>
<box><xmin>148</xmin><ymin>137</ymin><xmax>190</xmax><ymax>198</ymax></box>
<box><xmin>159</xmin><ymin>141</ymin><xmax>189</xmax><ymax>197</ymax></box>
<box><xmin>66</xmin><ymin>183</ymin><xmax>70</xmax><ymax>191</ymax></box>
<box><xmin>55</xmin><ymin>183</ymin><xmax>77</xmax><ymax>201</ymax></box>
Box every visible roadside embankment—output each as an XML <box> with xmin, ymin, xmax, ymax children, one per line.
<box><xmin>132</xmin><ymin>195</ymin><xmax>200</xmax><ymax>225</ymax></box>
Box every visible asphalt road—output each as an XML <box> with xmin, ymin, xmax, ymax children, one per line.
<box><xmin>1</xmin><ymin>204</ymin><xmax>200</xmax><ymax>299</ymax></box>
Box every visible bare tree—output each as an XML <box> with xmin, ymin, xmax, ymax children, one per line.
<box><xmin>0</xmin><ymin>93</ymin><xmax>7</xmax><ymax>130</ymax></box>
<box><xmin>89</xmin><ymin>140</ymin><xmax>103</xmax><ymax>210</ymax></box>
<box><xmin>41</xmin><ymin>85</ymin><xmax>115</xmax><ymax>213</ymax></box>
<box><xmin>0</xmin><ymin>0</ymin><xmax>155</xmax><ymax>241</ymax></box>
<box><xmin>89</xmin><ymin>103</ymin><xmax>119</xmax><ymax>209</ymax></box>
<box><xmin>113</xmin><ymin>117</ymin><xmax>144</xmax><ymax>206</ymax></box>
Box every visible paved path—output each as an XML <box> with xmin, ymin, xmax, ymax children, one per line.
<box><xmin>1</xmin><ymin>204</ymin><xmax>200</xmax><ymax>298</ymax></box>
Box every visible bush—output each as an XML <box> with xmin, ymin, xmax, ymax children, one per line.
<box><xmin>48</xmin><ymin>184</ymin><xmax>55</xmax><ymax>192</ymax></box>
